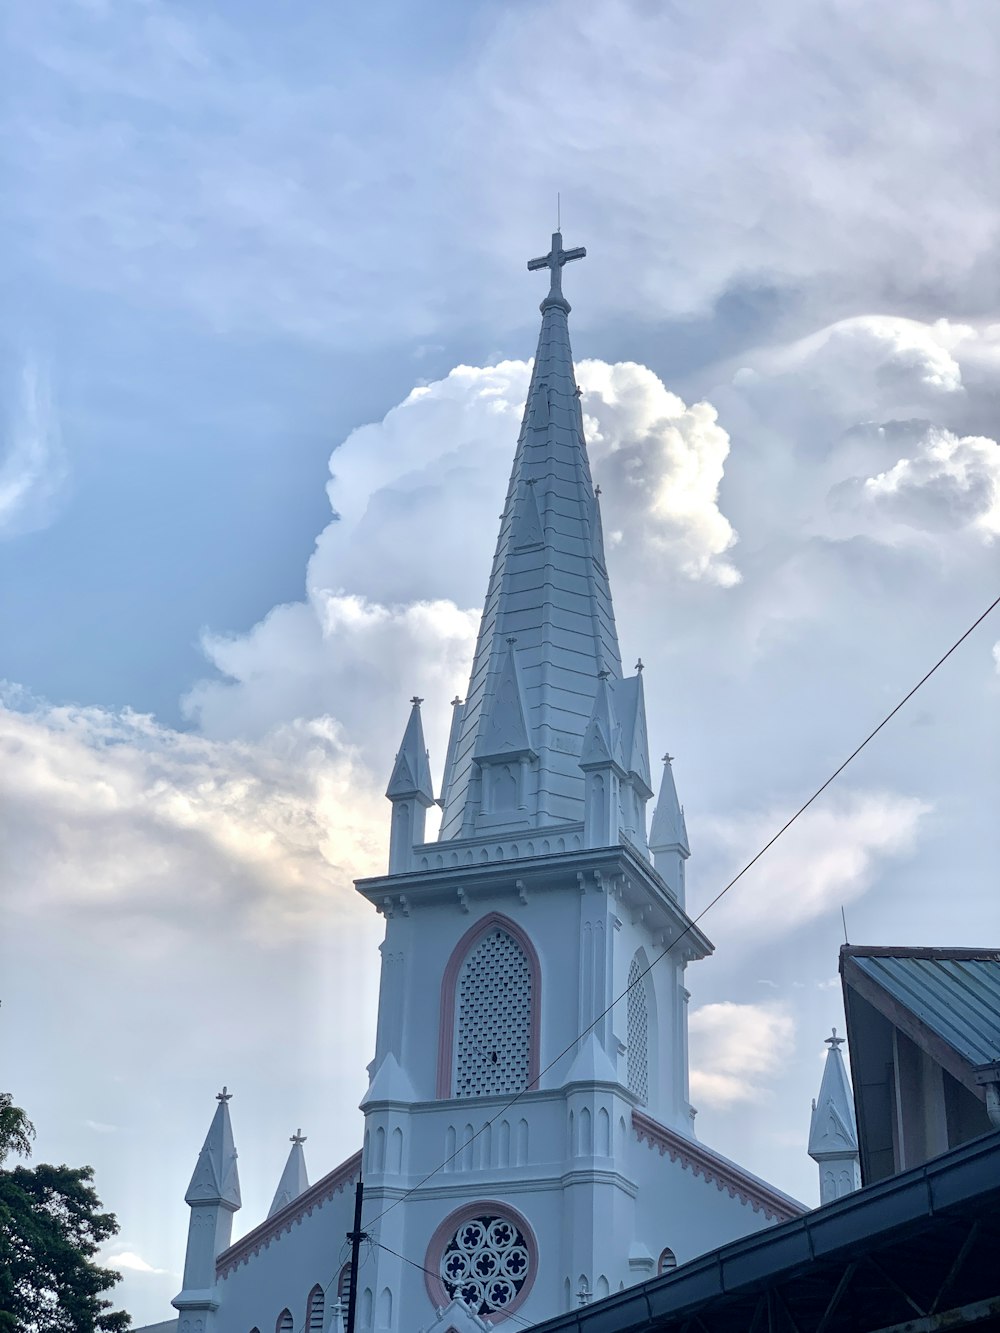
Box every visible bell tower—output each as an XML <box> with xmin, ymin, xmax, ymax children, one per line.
<box><xmin>353</xmin><ymin>231</ymin><xmax>715</xmax><ymax>1328</ymax></box>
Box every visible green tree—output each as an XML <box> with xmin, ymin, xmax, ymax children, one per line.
<box><xmin>0</xmin><ymin>1092</ymin><xmax>131</xmax><ymax>1333</ymax></box>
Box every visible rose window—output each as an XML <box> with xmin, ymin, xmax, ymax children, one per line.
<box><xmin>440</xmin><ymin>1215</ymin><xmax>532</xmax><ymax>1316</ymax></box>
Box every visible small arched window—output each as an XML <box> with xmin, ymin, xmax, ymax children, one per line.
<box><xmin>657</xmin><ymin>1246</ymin><xmax>677</xmax><ymax>1275</ymax></box>
<box><xmin>337</xmin><ymin>1262</ymin><xmax>353</xmax><ymax>1306</ymax></box>
<box><xmin>454</xmin><ymin>926</ymin><xmax>532</xmax><ymax>1097</ymax></box>
<box><xmin>276</xmin><ymin>1312</ymin><xmax>293</xmax><ymax>1333</ymax></box>
<box><xmin>627</xmin><ymin>956</ymin><xmax>649</xmax><ymax>1105</ymax></box>
<box><xmin>307</xmin><ymin>1285</ymin><xmax>325</xmax><ymax>1330</ymax></box>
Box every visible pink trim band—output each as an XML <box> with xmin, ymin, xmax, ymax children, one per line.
<box><xmin>436</xmin><ymin>912</ymin><xmax>542</xmax><ymax>1100</ymax></box>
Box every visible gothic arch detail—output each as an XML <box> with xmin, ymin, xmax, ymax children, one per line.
<box><xmin>307</xmin><ymin>1285</ymin><xmax>325</xmax><ymax>1330</ymax></box>
<box><xmin>437</xmin><ymin>913</ymin><xmax>541</xmax><ymax>1098</ymax></box>
<box><xmin>657</xmin><ymin>1246</ymin><xmax>677</xmax><ymax>1275</ymax></box>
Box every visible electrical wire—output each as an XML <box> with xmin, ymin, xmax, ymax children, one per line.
<box><xmin>361</xmin><ymin>589</ymin><xmax>1000</xmax><ymax>1234</ymax></box>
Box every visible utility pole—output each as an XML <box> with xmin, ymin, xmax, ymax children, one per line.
<box><xmin>344</xmin><ymin>1178</ymin><xmax>366</xmax><ymax>1333</ymax></box>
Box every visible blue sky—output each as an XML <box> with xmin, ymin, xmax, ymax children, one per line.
<box><xmin>2</xmin><ymin>0</ymin><xmax>1000</xmax><ymax>1325</ymax></box>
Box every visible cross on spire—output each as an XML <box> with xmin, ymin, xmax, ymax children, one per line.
<box><xmin>216</xmin><ymin>1086</ymin><xmax>232</xmax><ymax>1103</ymax></box>
<box><xmin>290</xmin><ymin>1128</ymin><xmax>306</xmax><ymax>1144</ymax></box>
<box><xmin>527</xmin><ymin>231</ymin><xmax>586</xmax><ymax>309</ymax></box>
<box><xmin>826</xmin><ymin>1028</ymin><xmax>845</xmax><ymax>1049</ymax></box>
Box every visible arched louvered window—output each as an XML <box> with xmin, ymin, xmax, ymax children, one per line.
<box><xmin>307</xmin><ymin>1285</ymin><xmax>325</xmax><ymax>1330</ymax></box>
<box><xmin>657</xmin><ymin>1246</ymin><xmax>677</xmax><ymax>1275</ymax></box>
<box><xmin>276</xmin><ymin>1312</ymin><xmax>293</xmax><ymax>1333</ymax></box>
<box><xmin>454</xmin><ymin>926</ymin><xmax>532</xmax><ymax>1097</ymax></box>
<box><xmin>627</xmin><ymin>956</ymin><xmax>649</xmax><ymax>1105</ymax></box>
<box><xmin>337</xmin><ymin>1262</ymin><xmax>353</xmax><ymax>1306</ymax></box>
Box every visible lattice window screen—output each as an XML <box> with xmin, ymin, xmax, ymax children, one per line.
<box><xmin>626</xmin><ymin>957</ymin><xmax>648</xmax><ymax>1105</ymax></box>
<box><xmin>455</xmin><ymin>928</ymin><xmax>532</xmax><ymax>1097</ymax></box>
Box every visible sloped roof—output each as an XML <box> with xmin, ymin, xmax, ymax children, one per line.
<box><xmin>525</xmin><ymin>1129</ymin><xmax>1000</xmax><ymax>1333</ymax></box>
<box><xmin>842</xmin><ymin>946</ymin><xmax>1000</xmax><ymax>1072</ymax></box>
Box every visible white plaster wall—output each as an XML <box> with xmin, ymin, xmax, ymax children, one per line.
<box><xmin>214</xmin><ymin>1185</ymin><xmax>356</xmax><ymax>1333</ymax></box>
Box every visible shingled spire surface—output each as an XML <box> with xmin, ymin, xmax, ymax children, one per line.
<box><xmin>438</xmin><ymin>233</ymin><xmax>624</xmax><ymax>840</ymax></box>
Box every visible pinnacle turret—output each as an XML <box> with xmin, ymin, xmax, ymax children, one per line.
<box><xmin>267</xmin><ymin>1129</ymin><xmax>310</xmax><ymax>1218</ymax></box>
<box><xmin>174</xmin><ymin>1088</ymin><xmax>241</xmax><ymax>1325</ymax></box>
<box><xmin>184</xmin><ymin>1086</ymin><xmax>241</xmax><ymax>1209</ymax></box>
<box><xmin>386</xmin><ymin>697</ymin><xmax>435</xmax><ymax>873</ymax></box>
<box><xmin>808</xmin><ymin>1029</ymin><xmax>861</xmax><ymax>1204</ymax></box>
<box><xmin>649</xmin><ymin>756</ymin><xmax>690</xmax><ymax>902</ymax></box>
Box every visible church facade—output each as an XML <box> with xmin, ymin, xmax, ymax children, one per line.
<box><xmin>167</xmin><ymin>233</ymin><xmax>802</xmax><ymax>1333</ymax></box>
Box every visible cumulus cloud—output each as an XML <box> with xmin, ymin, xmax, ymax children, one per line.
<box><xmin>699</xmin><ymin>789</ymin><xmax>930</xmax><ymax>942</ymax></box>
<box><xmin>732</xmin><ymin>317</ymin><xmax>969</xmax><ymax>429</ymax></box>
<box><xmin>0</xmin><ymin>690</ymin><xmax>386</xmax><ymax>941</ymax></box>
<box><xmin>689</xmin><ymin>1001</ymin><xmax>795</xmax><ymax>1108</ymax></box>
<box><xmin>184</xmin><ymin>359</ymin><xmax>740</xmax><ymax>758</ymax></box>
<box><xmin>0</xmin><ymin>358</ymin><xmax>67</xmax><ymax>538</ymax></box>
<box><xmin>579</xmin><ymin>360</ymin><xmax>739</xmax><ymax>585</ymax></box>
<box><xmin>851</xmin><ymin>428</ymin><xmax>1000</xmax><ymax>542</ymax></box>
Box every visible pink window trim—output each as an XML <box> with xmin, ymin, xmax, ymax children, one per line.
<box><xmin>423</xmin><ymin>1199</ymin><xmax>539</xmax><ymax>1324</ymax></box>
<box><xmin>436</xmin><ymin>912</ymin><xmax>542</xmax><ymax>1100</ymax></box>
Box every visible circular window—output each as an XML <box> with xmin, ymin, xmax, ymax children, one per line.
<box><xmin>426</xmin><ymin>1202</ymin><xmax>537</xmax><ymax>1322</ymax></box>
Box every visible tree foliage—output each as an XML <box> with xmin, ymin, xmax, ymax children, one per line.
<box><xmin>0</xmin><ymin>1092</ymin><xmax>130</xmax><ymax>1333</ymax></box>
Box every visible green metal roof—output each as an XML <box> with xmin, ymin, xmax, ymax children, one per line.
<box><xmin>846</xmin><ymin>947</ymin><xmax>1000</xmax><ymax>1070</ymax></box>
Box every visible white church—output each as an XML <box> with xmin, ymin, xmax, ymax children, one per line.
<box><xmin>152</xmin><ymin>234</ymin><xmax>858</xmax><ymax>1333</ymax></box>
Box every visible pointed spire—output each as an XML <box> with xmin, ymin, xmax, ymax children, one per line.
<box><xmin>475</xmin><ymin>640</ymin><xmax>535</xmax><ymax>762</ymax></box>
<box><xmin>616</xmin><ymin>672</ymin><xmax>653</xmax><ymax>798</ymax></box>
<box><xmin>386</xmin><ymin>698</ymin><xmax>434</xmax><ymax>806</ymax></box>
<box><xmin>650</xmin><ymin>755</ymin><xmax>689</xmax><ymax>855</ymax></box>
<box><xmin>438</xmin><ymin>230</ymin><xmax>625</xmax><ymax>840</ymax></box>
<box><xmin>808</xmin><ymin>1030</ymin><xmax>859</xmax><ymax>1156</ymax></box>
<box><xmin>185</xmin><ymin>1087</ymin><xmax>241</xmax><ymax>1209</ymax></box>
<box><xmin>437</xmin><ymin>696</ymin><xmax>465</xmax><ymax>810</ymax></box>
<box><xmin>386</xmin><ymin>698</ymin><xmax>435</xmax><ymax>873</ymax></box>
<box><xmin>268</xmin><ymin>1129</ymin><xmax>310</xmax><ymax>1218</ymax></box>
<box><xmin>580</xmin><ymin>672</ymin><xmax>625</xmax><ymax>771</ymax></box>
<box><xmin>511</xmin><ymin>480</ymin><xmax>544</xmax><ymax>550</ymax></box>
<box><xmin>649</xmin><ymin>754</ymin><xmax>690</xmax><ymax>901</ymax></box>
<box><xmin>809</xmin><ymin>1029</ymin><xmax>861</xmax><ymax>1204</ymax></box>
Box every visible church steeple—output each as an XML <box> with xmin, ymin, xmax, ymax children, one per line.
<box><xmin>438</xmin><ymin>233</ymin><xmax>625</xmax><ymax>841</ymax></box>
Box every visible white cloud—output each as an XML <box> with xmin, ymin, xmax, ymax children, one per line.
<box><xmin>689</xmin><ymin>1001</ymin><xmax>795</xmax><ymax>1108</ymax></box>
<box><xmin>184</xmin><ymin>358</ymin><xmax>740</xmax><ymax>761</ymax></box>
<box><xmin>699</xmin><ymin>789</ymin><xmax>930</xmax><ymax>942</ymax></box>
<box><xmin>0</xmin><ymin>358</ymin><xmax>67</xmax><ymax>538</ymax></box>
<box><xmin>0</xmin><ymin>690</ymin><xmax>386</xmax><ymax>941</ymax></box>
<box><xmin>11</xmin><ymin>1</ymin><xmax>998</xmax><ymax>342</ymax></box>
<box><xmin>104</xmin><ymin>1250</ymin><xmax>169</xmax><ymax>1276</ymax></box>
<box><xmin>579</xmin><ymin>360</ymin><xmax>739</xmax><ymax>586</ymax></box>
<box><xmin>854</xmin><ymin>428</ymin><xmax>1000</xmax><ymax>541</ymax></box>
